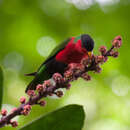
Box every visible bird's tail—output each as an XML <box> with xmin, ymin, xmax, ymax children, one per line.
<box><xmin>25</xmin><ymin>70</ymin><xmax>50</xmax><ymax>93</ymax></box>
<box><xmin>25</xmin><ymin>77</ymin><xmax>40</xmax><ymax>93</ymax></box>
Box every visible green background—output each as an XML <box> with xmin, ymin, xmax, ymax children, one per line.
<box><xmin>0</xmin><ymin>0</ymin><xmax>130</xmax><ymax>129</ymax></box>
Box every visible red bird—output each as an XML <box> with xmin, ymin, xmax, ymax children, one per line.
<box><xmin>25</xmin><ymin>34</ymin><xmax>94</xmax><ymax>92</ymax></box>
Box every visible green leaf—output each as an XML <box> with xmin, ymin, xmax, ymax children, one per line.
<box><xmin>20</xmin><ymin>104</ymin><xmax>85</xmax><ymax>130</ymax></box>
<box><xmin>0</xmin><ymin>66</ymin><xmax>3</xmax><ymax>109</ymax></box>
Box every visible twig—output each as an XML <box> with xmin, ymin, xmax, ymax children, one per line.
<box><xmin>0</xmin><ymin>35</ymin><xmax>122</xmax><ymax>128</ymax></box>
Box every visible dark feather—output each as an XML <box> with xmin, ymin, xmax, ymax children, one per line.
<box><xmin>24</xmin><ymin>72</ymin><xmax>37</xmax><ymax>76</ymax></box>
<box><xmin>25</xmin><ymin>59</ymin><xmax>67</xmax><ymax>93</ymax></box>
<box><xmin>37</xmin><ymin>38</ymin><xmax>71</xmax><ymax>72</ymax></box>
<box><xmin>25</xmin><ymin>38</ymin><xmax>71</xmax><ymax>93</ymax></box>
<box><xmin>81</xmin><ymin>34</ymin><xmax>94</xmax><ymax>51</ymax></box>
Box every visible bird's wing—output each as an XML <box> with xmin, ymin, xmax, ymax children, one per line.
<box><xmin>37</xmin><ymin>37</ymin><xmax>71</xmax><ymax>73</ymax></box>
<box><xmin>25</xmin><ymin>38</ymin><xmax>71</xmax><ymax>92</ymax></box>
<box><xmin>24</xmin><ymin>72</ymin><xmax>37</xmax><ymax>76</ymax></box>
<box><xmin>25</xmin><ymin>37</ymin><xmax>71</xmax><ymax>76</ymax></box>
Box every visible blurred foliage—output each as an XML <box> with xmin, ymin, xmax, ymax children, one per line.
<box><xmin>20</xmin><ymin>105</ymin><xmax>85</xmax><ymax>130</ymax></box>
<box><xmin>0</xmin><ymin>0</ymin><xmax>130</xmax><ymax>130</ymax></box>
<box><xmin>0</xmin><ymin>66</ymin><xmax>3</xmax><ymax>109</ymax></box>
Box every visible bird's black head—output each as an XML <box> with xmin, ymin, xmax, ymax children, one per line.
<box><xmin>81</xmin><ymin>34</ymin><xmax>94</xmax><ymax>52</ymax></box>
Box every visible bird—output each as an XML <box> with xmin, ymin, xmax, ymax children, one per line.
<box><xmin>25</xmin><ymin>34</ymin><xmax>94</xmax><ymax>93</ymax></box>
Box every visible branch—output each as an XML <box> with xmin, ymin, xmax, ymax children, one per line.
<box><xmin>0</xmin><ymin>35</ymin><xmax>122</xmax><ymax>128</ymax></box>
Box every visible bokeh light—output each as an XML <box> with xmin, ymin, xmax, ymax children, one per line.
<box><xmin>39</xmin><ymin>0</ymin><xmax>68</xmax><ymax>16</ymax></box>
<box><xmin>96</xmin><ymin>0</ymin><xmax>120</xmax><ymax>13</ymax></box>
<box><xmin>88</xmin><ymin>118</ymin><xmax>129</xmax><ymax>130</ymax></box>
<box><xmin>37</xmin><ymin>36</ymin><xmax>57</xmax><ymax>57</ymax></box>
<box><xmin>96</xmin><ymin>0</ymin><xmax>120</xmax><ymax>6</ymax></box>
<box><xmin>111</xmin><ymin>75</ymin><xmax>130</xmax><ymax>96</ymax></box>
<box><xmin>66</xmin><ymin>0</ymin><xmax>94</xmax><ymax>10</ymax></box>
<box><xmin>3</xmin><ymin>52</ymin><xmax>24</xmax><ymax>71</ymax></box>
<box><xmin>7</xmin><ymin>78</ymin><xmax>27</xmax><ymax>101</ymax></box>
<box><xmin>0</xmin><ymin>0</ymin><xmax>2</xmax><ymax>5</ymax></box>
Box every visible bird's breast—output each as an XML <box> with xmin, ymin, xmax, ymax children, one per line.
<box><xmin>56</xmin><ymin>42</ymin><xmax>87</xmax><ymax>64</ymax></box>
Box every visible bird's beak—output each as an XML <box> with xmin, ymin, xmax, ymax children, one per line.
<box><xmin>88</xmin><ymin>51</ymin><xmax>93</xmax><ymax>58</ymax></box>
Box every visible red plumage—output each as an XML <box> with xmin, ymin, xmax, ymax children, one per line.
<box><xmin>56</xmin><ymin>37</ymin><xmax>87</xmax><ymax>64</ymax></box>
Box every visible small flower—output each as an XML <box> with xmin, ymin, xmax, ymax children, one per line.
<box><xmin>94</xmin><ymin>65</ymin><xmax>102</xmax><ymax>73</ymax></box>
<box><xmin>48</xmin><ymin>93</ymin><xmax>54</xmax><ymax>96</ymax></box>
<box><xmin>95</xmin><ymin>56</ymin><xmax>105</xmax><ymax>64</ymax></box>
<box><xmin>66</xmin><ymin>63</ymin><xmax>85</xmax><ymax>80</ymax></box>
<box><xmin>11</xmin><ymin>108</ymin><xmax>17</xmax><ymax>113</ymax></box>
<box><xmin>36</xmin><ymin>84</ymin><xmax>46</xmax><ymax>93</ymax></box>
<box><xmin>81</xmin><ymin>73</ymin><xmax>91</xmax><ymax>81</ymax></box>
<box><xmin>81</xmin><ymin>57</ymin><xmax>91</xmax><ymax>67</ymax></box>
<box><xmin>65</xmin><ymin>83</ymin><xmax>71</xmax><ymax>90</ymax></box>
<box><xmin>27</xmin><ymin>90</ymin><xmax>35</xmax><ymax>97</ymax></box>
<box><xmin>64</xmin><ymin>70</ymin><xmax>73</xmax><ymax>81</ymax></box>
<box><xmin>67</xmin><ymin>63</ymin><xmax>77</xmax><ymax>70</ymax></box>
<box><xmin>1</xmin><ymin>109</ymin><xmax>7</xmax><ymax>116</ymax></box>
<box><xmin>75</xmin><ymin>64</ymin><xmax>85</xmax><ymax>73</ymax></box>
<box><xmin>21</xmin><ymin>110</ymin><xmax>29</xmax><ymax>116</ymax></box>
<box><xmin>20</xmin><ymin>96</ymin><xmax>26</xmax><ymax>104</ymax></box>
<box><xmin>52</xmin><ymin>73</ymin><xmax>63</xmax><ymax>84</ymax></box>
<box><xmin>21</xmin><ymin>105</ymin><xmax>32</xmax><ymax>116</ymax></box>
<box><xmin>112</xmin><ymin>39</ymin><xmax>122</xmax><ymax>48</ymax></box>
<box><xmin>111</xmin><ymin>51</ymin><xmax>119</xmax><ymax>58</ymax></box>
<box><xmin>114</xmin><ymin>35</ymin><xmax>122</xmax><ymax>41</ymax></box>
<box><xmin>103</xmin><ymin>57</ymin><xmax>108</xmax><ymax>62</ymax></box>
<box><xmin>69</xmin><ymin>63</ymin><xmax>84</xmax><ymax>72</ymax></box>
<box><xmin>42</xmin><ymin>84</ymin><xmax>47</xmax><ymax>91</ymax></box>
<box><xmin>10</xmin><ymin>121</ymin><xmax>18</xmax><ymax>127</ymax></box>
<box><xmin>39</xmin><ymin>100</ymin><xmax>46</xmax><ymax>107</ymax></box>
<box><xmin>55</xmin><ymin>91</ymin><xmax>63</xmax><ymax>97</ymax></box>
<box><xmin>99</xmin><ymin>46</ymin><xmax>107</xmax><ymax>55</ymax></box>
<box><xmin>24</xmin><ymin>105</ymin><xmax>31</xmax><ymax>111</ymax></box>
<box><xmin>44</xmin><ymin>80</ymin><xmax>51</xmax><ymax>87</ymax></box>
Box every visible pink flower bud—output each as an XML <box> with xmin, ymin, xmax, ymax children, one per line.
<box><xmin>21</xmin><ymin>110</ymin><xmax>29</xmax><ymax>116</ymax></box>
<box><xmin>81</xmin><ymin>57</ymin><xmax>91</xmax><ymax>67</ymax></box>
<box><xmin>1</xmin><ymin>109</ymin><xmax>7</xmax><ymax>116</ymax></box>
<box><xmin>10</xmin><ymin>121</ymin><xmax>18</xmax><ymax>127</ymax></box>
<box><xmin>81</xmin><ymin>73</ymin><xmax>91</xmax><ymax>81</ymax></box>
<box><xmin>52</xmin><ymin>73</ymin><xmax>63</xmax><ymax>84</ymax></box>
<box><xmin>99</xmin><ymin>46</ymin><xmax>107</xmax><ymax>55</ymax></box>
<box><xmin>66</xmin><ymin>83</ymin><xmax>71</xmax><ymax>90</ymax></box>
<box><xmin>112</xmin><ymin>39</ymin><xmax>122</xmax><ymax>48</ymax></box>
<box><xmin>95</xmin><ymin>56</ymin><xmax>105</xmax><ymax>64</ymax></box>
<box><xmin>64</xmin><ymin>70</ymin><xmax>73</xmax><ymax>80</ymax></box>
<box><xmin>112</xmin><ymin>35</ymin><xmax>122</xmax><ymax>48</ymax></box>
<box><xmin>27</xmin><ymin>90</ymin><xmax>35</xmax><ymax>97</ymax></box>
<box><xmin>112</xmin><ymin>51</ymin><xmax>119</xmax><ymax>58</ymax></box>
<box><xmin>114</xmin><ymin>35</ymin><xmax>122</xmax><ymax>41</ymax></box>
<box><xmin>104</xmin><ymin>57</ymin><xmax>108</xmax><ymax>62</ymax></box>
<box><xmin>95</xmin><ymin>65</ymin><xmax>102</xmax><ymax>73</ymax></box>
<box><xmin>11</xmin><ymin>108</ymin><xmax>17</xmax><ymax>113</ymax></box>
<box><xmin>20</xmin><ymin>96</ymin><xmax>26</xmax><ymax>104</ymax></box>
<box><xmin>21</xmin><ymin>105</ymin><xmax>32</xmax><ymax>116</ymax></box>
<box><xmin>36</xmin><ymin>84</ymin><xmax>45</xmax><ymax>93</ymax></box>
<box><xmin>68</xmin><ymin>63</ymin><xmax>77</xmax><ymax>70</ymax></box>
<box><xmin>56</xmin><ymin>91</ymin><xmax>63</xmax><ymax>97</ymax></box>
<box><xmin>24</xmin><ymin>105</ymin><xmax>31</xmax><ymax>111</ymax></box>
<box><xmin>39</xmin><ymin>100</ymin><xmax>46</xmax><ymax>107</ymax></box>
<box><xmin>75</xmin><ymin>64</ymin><xmax>84</xmax><ymax>72</ymax></box>
<box><xmin>44</xmin><ymin>80</ymin><xmax>51</xmax><ymax>87</ymax></box>
<box><xmin>48</xmin><ymin>93</ymin><xmax>54</xmax><ymax>96</ymax></box>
